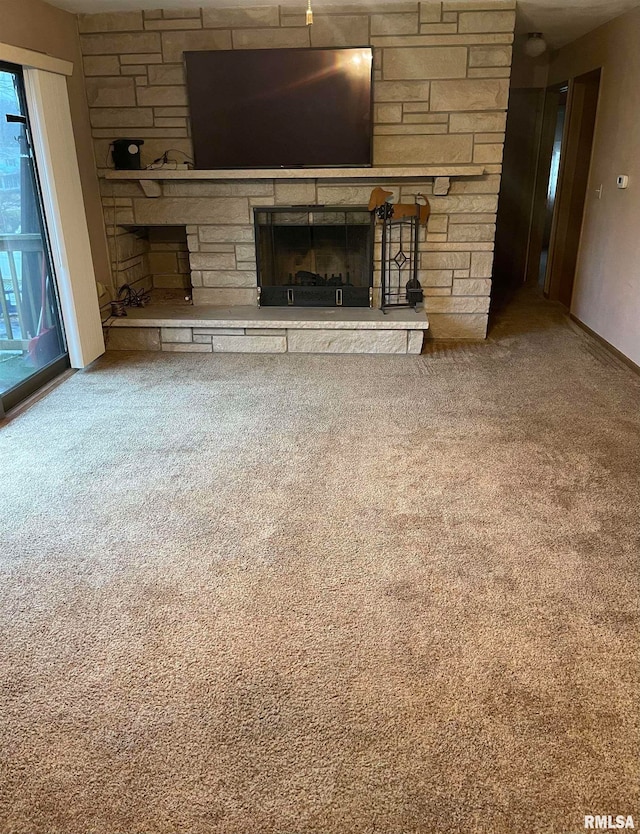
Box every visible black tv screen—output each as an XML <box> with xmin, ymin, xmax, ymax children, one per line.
<box><xmin>185</xmin><ymin>47</ymin><xmax>373</xmax><ymax>169</ymax></box>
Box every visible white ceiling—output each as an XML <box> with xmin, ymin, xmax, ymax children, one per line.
<box><xmin>49</xmin><ymin>0</ymin><xmax>640</xmax><ymax>51</ymax></box>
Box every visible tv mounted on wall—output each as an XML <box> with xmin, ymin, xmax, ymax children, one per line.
<box><xmin>185</xmin><ymin>47</ymin><xmax>373</xmax><ymax>170</ymax></box>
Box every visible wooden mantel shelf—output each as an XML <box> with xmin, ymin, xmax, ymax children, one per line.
<box><xmin>105</xmin><ymin>165</ymin><xmax>485</xmax><ymax>182</ymax></box>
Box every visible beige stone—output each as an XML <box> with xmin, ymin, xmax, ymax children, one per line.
<box><xmin>448</xmin><ymin>223</ymin><xmax>495</xmax><ymax>242</ymax></box>
<box><xmin>147</xmin><ymin>64</ymin><xmax>185</xmax><ymax>85</ymax></box>
<box><xmin>107</xmin><ymin>327</ymin><xmax>160</xmax><ymax>350</ymax></box>
<box><xmin>470</xmin><ymin>251</ymin><xmax>494</xmax><ymax>278</ymax></box>
<box><xmin>383</xmin><ymin>46</ymin><xmax>467</xmax><ymax>80</ymax></box>
<box><xmin>144</xmin><ymin>19</ymin><xmax>202</xmax><ymax>31</ymax></box>
<box><xmin>426</xmin><ymin>312</ymin><xmax>487</xmax><ymax>338</ymax></box>
<box><xmin>419</xmin><ymin>24</ymin><xmax>458</xmax><ymax>35</ymax></box>
<box><xmin>452</xmin><ymin>278</ymin><xmax>492</xmax><ymax>295</ymax></box>
<box><xmin>316</xmin><ymin>185</ymin><xmax>377</xmax><ymax>205</ymax></box>
<box><xmin>159</xmin><ymin>9</ymin><xmax>201</xmax><ymax>19</ymax></box>
<box><xmin>192</xmin><ymin>288</ymin><xmax>257</xmax><ymax>305</ymax></box>
<box><xmin>233</xmin><ymin>27</ymin><xmax>310</xmax><ymax>50</ymax></box>
<box><xmin>202</xmin><ymin>270</ymin><xmax>256</xmax><ymax>288</ymax></box>
<box><xmin>458</xmin><ymin>11</ymin><xmax>515</xmax><ymax>34</ymax></box>
<box><xmin>161</xmin><ymin>30</ymin><xmax>232</xmax><ymax>63</ymax></box>
<box><xmin>274</xmin><ymin>182</ymin><xmax>317</xmax><ymax>205</ymax></box>
<box><xmin>80</xmin><ymin>32</ymin><xmax>161</xmax><ymax>55</ymax></box>
<box><xmin>91</xmin><ymin>108</ymin><xmax>155</xmax><ymax>129</ymax></box>
<box><xmin>430</xmin><ymin>79</ymin><xmax>509</xmax><ymax>111</ymax></box>
<box><xmin>136</xmin><ymin>85</ymin><xmax>187</xmax><ymax>106</ymax></box>
<box><xmin>376</xmin><ymin>104</ymin><xmax>403</xmax><ymax>123</ymax></box>
<box><xmin>119</xmin><ymin>53</ymin><xmax>164</xmax><ymax>64</ymax></box>
<box><xmin>374</xmin><ymin>133</ymin><xmax>473</xmax><ymax>165</ymax></box>
<box><xmin>374</xmin><ymin>80</ymin><xmax>430</xmax><ymax>102</ymax></box>
<box><xmin>424</xmin><ymin>295</ymin><xmax>489</xmax><ymax>313</ymax></box>
<box><xmin>288</xmin><ymin>329</ymin><xmax>407</xmax><ymax>354</ymax></box>
<box><xmin>211</xmin><ymin>335</ymin><xmax>287</xmax><ymax>353</ymax></box>
<box><xmin>370</xmin><ymin>14</ymin><xmax>419</xmax><ymax>36</ymax></box>
<box><xmin>190</xmin><ymin>253</ymin><xmax>236</xmax><ymax>271</ymax></box>
<box><xmin>85</xmin><ymin>77</ymin><xmax>135</xmax><ymax>107</ymax></box>
<box><xmin>161</xmin><ymin>327</ymin><xmax>192</xmax><ymax>342</ymax></box>
<box><xmin>473</xmin><ymin>143</ymin><xmax>504</xmax><ymax>164</ymax></box>
<box><xmin>420</xmin><ymin>3</ymin><xmax>443</xmax><ymax>24</ymax></box>
<box><xmin>193</xmin><ymin>328</ymin><xmax>245</xmax><ymax>336</ymax></box>
<box><xmin>203</xmin><ymin>7</ymin><xmax>279</xmax><ymax>28</ymax></box>
<box><xmin>83</xmin><ymin>55</ymin><xmax>121</xmax><ymax>76</ymax></box>
<box><xmin>443</xmin><ymin>0</ymin><xmax>515</xmax><ymax>8</ymax></box>
<box><xmin>449</xmin><ymin>111</ymin><xmax>507</xmax><ymax>133</ymax></box>
<box><xmin>469</xmin><ymin>45</ymin><xmax>512</xmax><ymax>67</ymax></box>
<box><xmin>163</xmin><ymin>182</ymin><xmax>273</xmax><ymax>198</ymax></box>
<box><xmin>468</xmin><ymin>67</ymin><xmax>510</xmax><ymax>78</ymax></box>
<box><xmin>79</xmin><ymin>12</ymin><xmax>143</xmax><ymax>33</ymax></box>
<box><xmin>199</xmin><ymin>226</ymin><xmax>255</xmax><ymax>244</ymax></box>
<box><xmin>309</xmin><ymin>16</ymin><xmax>369</xmax><ymax>47</ymax></box>
<box><xmin>421</xmin><ymin>251</ymin><xmax>470</xmax><ymax>269</ymax></box>
<box><xmin>431</xmin><ymin>194</ymin><xmax>499</xmax><ymax>213</ymax></box>
<box><xmin>407</xmin><ymin>330</ymin><xmax>425</xmax><ymax>353</ymax></box>
<box><xmin>134</xmin><ymin>198</ymin><xmax>250</xmax><ymax>226</ymax></box>
<box><xmin>235</xmin><ymin>245</ymin><xmax>256</xmax><ymax>262</ymax></box>
<box><xmin>418</xmin><ymin>269</ymin><xmax>453</xmax><ymax>286</ymax></box>
<box><xmin>246</xmin><ymin>329</ymin><xmax>287</xmax><ymax>336</ymax></box>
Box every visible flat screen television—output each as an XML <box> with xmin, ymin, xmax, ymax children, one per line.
<box><xmin>185</xmin><ymin>47</ymin><xmax>373</xmax><ymax>169</ymax></box>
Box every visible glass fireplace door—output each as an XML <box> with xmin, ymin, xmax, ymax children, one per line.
<box><xmin>0</xmin><ymin>63</ymin><xmax>68</xmax><ymax>415</ymax></box>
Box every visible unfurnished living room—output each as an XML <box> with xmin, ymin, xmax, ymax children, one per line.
<box><xmin>0</xmin><ymin>0</ymin><xmax>639</xmax><ymax>831</ymax></box>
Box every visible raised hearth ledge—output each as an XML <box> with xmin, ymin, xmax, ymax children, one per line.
<box><xmin>107</xmin><ymin>306</ymin><xmax>429</xmax><ymax>355</ymax></box>
<box><xmin>110</xmin><ymin>305</ymin><xmax>430</xmax><ymax>331</ymax></box>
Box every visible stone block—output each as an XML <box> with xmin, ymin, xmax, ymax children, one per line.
<box><xmin>235</xmin><ymin>245</ymin><xmax>256</xmax><ymax>262</ymax></box>
<box><xmin>144</xmin><ymin>19</ymin><xmax>202</xmax><ymax>30</ymax></box>
<box><xmin>374</xmin><ymin>133</ymin><xmax>473</xmax><ymax>165</ymax></box>
<box><xmin>431</xmin><ymin>194</ymin><xmax>499</xmax><ymax>213</ymax></box>
<box><xmin>83</xmin><ymin>55</ymin><xmax>121</xmax><ymax>76</ymax></box>
<box><xmin>119</xmin><ymin>53</ymin><xmax>164</xmax><ymax>64</ymax></box>
<box><xmin>376</xmin><ymin>104</ymin><xmax>403</xmax><ymax>123</ymax></box>
<box><xmin>189</xmin><ymin>252</ymin><xmax>236</xmax><ymax>271</ymax></box>
<box><xmin>448</xmin><ymin>223</ymin><xmax>495</xmax><ymax>242</ymax></box>
<box><xmin>383</xmin><ymin>46</ymin><xmax>467</xmax><ymax>80</ymax></box>
<box><xmin>274</xmin><ymin>181</ymin><xmax>317</xmax><ymax>205</ymax></box>
<box><xmin>468</xmin><ymin>67</ymin><xmax>511</xmax><ymax>78</ymax></box>
<box><xmin>309</xmin><ymin>15</ymin><xmax>369</xmax><ymax>47</ymax></box>
<box><xmin>133</xmin><ymin>197</ymin><xmax>250</xmax><ymax>226</ymax></box>
<box><xmin>418</xmin><ymin>269</ymin><xmax>453</xmax><ymax>286</ymax></box>
<box><xmin>421</xmin><ymin>251</ymin><xmax>470</xmax><ymax>270</ymax></box>
<box><xmin>199</xmin><ymin>226</ymin><xmax>255</xmax><ymax>244</ymax></box>
<box><xmin>107</xmin><ymin>327</ymin><xmax>160</xmax><ymax>350</ymax></box>
<box><xmin>246</xmin><ymin>329</ymin><xmax>287</xmax><ymax>336</ymax></box>
<box><xmin>407</xmin><ymin>330</ymin><xmax>425</xmax><ymax>354</ymax></box>
<box><xmin>288</xmin><ymin>329</ymin><xmax>407</xmax><ymax>354</ymax></box>
<box><xmin>211</xmin><ymin>335</ymin><xmax>287</xmax><ymax>353</ymax></box>
<box><xmin>452</xmin><ymin>278</ymin><xmax>492</xmax><ymax>295</ymax></box>
<box><xmin>449</xmin><ymin>112</ymin><xmax>507</xmax><ymax>133</ymax></box>
<box><xmin>470</xmin><ymin>251</ymin><xmax>494</xmax><ymax>277</ymax></box>
<box><xmin>473</xmin><ymin>143</ymin><xmax>504</xmax><ymax>164</ymax></box>
<box><xmin>161</xmin><ymin>327</ymin><xmax>192</xmax><ymax>342</ymax></box>
<box><xmin>91</xmin><ymin>108</ymin><xmax>155</xmax><ymax>129</ymax></box>
<box><xmin>424</xmin><ymin>295</ymin><xmax>489</xmax><ymax>313</ymax></box>
<box><xmin>426</xmin><ymin>313</ymin><xmax>487</xmax><ymax>339</ymax></box>
<box><xmin>147</xmin><ymin>64</ymin><xmax>185</xmax><ymax>85</ymax></box>
<box><xmin>163</xmin><ymin>182</ymin><xmax>273</xmax><ymax>198</ymax></box>
<box><xmin>79</xmin><ymin>12</ymin><xmax>143</xmax><ymax>32</ymax></box>
<box><xmin>162</xmin><ymin>342</ymin><xmax>212</xmax><ymax>353</ymax></box>
<box><xmin>420</xmin><ymin>3</ymin><xmax>443</xmax><ymax>23</ymax></box>
<box><xmin>193</xmin><ymin>328</ymin><xmax>245</xmax><ymax>336</ymax></box>
<box><xmin>203</xmin><ymin>7</ymin><xmax>279</xmax><ymax>27</ymax></box>
<box><xmin>370</xmin><ymin>14</ymin><xmax>419</xmax><ymax>35</ymax></box>
<box><xmin>374</xmin><ymin>80</ymin><xmax>430</xmax><ymax>102</ymax></box>
<box><xmin>85</xmin><ymin>77</ymin><xmax>135</xmax><ymax>107</ymax></box>
<box><xmin>316</xmin><ymin>185</ymin><xmax>377</xmax><ymax>205</ymax></box>
<box><xmin>136</xmin><ymin>85</ymin><xmax>188</xmax><ymax>106</ymax></box>
<box><xmin>159</xmin><ymin>8</ymin><xmax>201</xmax><ymax>19</ymax></box>
<box><xmin>201</xmin><ymin>270</ymin><xmax>256</xmax><ymax>288</ymax></box>
<box><xmin>161</xmin><ymin>30</ymin><xmax>232</xmax><ymax>63</ymax></box>
<box><xmin>469</xmin><ymin>45</ymin><xmax>512</xmax><ymax>67</ymax></box>
<box><xmin>430</xmin><ymin>79</ymin><xmax>509</xmax><ymax>111</ymax></box>
<box><xmin>419</xmin><ymin>23</ymin><xmax>458</xmax><ymax>34</ymax></box>
<box><xmin>458</xmin><ymin>11</ymin><xmax>515</xmax><ymax>33</ymax></box>
<box><xmin>234</xmin><ymin>28</ymin><xmax>310</xmax><ymax>50</ymax></box>
<box><xmin>80</xmin><ymin>32</ymin><xmax>161</xmax><ymax>54</ymax></box>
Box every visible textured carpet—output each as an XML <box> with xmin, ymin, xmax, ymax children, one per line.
<box><xmin>1</xmin><ymin>289</ymin><xmax>639</xmax><ymax>834</ymax></box>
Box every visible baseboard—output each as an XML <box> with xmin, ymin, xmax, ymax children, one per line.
<box><xmin>569</xmin><ymin>314</ymin><xmax>640</xmax><ymax>376</ymax></box>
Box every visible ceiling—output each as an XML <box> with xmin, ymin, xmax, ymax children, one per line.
<box><xmin>49</xmin><ymin>0</ymin><xmax>640</xmax><ymax>51</ymax></box>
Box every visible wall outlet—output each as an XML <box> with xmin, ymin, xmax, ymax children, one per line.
<box><xmin>617</xmin><ymin>175</ymin><xmax>629</xmax><ymax>189</ymax></box>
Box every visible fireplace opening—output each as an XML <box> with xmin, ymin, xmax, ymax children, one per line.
<box><xmin>254</xmin><ymin>207</ymin><xmax>374</xmax><ymax>307</ymax></box>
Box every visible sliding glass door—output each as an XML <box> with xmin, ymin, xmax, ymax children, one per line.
<box><xmin>0</xmin><ymin>63</ymin><xmax>68</xmax><ymax>415</ymax></box>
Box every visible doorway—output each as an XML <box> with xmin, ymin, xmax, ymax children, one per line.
<box><xmin>541</xmin><ymin>70</ymin><xmax>601</xmax><ymax>307</ymax></box>
<box><xmin>0</xmin><ymin>63</ymin><xmax>68</xmax><ymax>416</ymax></box>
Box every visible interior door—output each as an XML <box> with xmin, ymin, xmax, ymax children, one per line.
<box><xmin>0</xmin><ymin>62</ymin><xmax>69</xmax><ymax>416</ymax></box>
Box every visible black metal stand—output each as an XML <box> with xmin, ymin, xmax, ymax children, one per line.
<box><xmin>380</xmin><ymin>215</ymin><xmax>424</xmax><ymax>312</ymax></box>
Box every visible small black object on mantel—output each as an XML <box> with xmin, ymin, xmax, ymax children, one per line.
<box><xmin>112</xmin><ymin>139</ymin><xmax>144</xmax><ymax>170</ymax></box>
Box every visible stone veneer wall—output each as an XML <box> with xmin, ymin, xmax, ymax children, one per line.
<box><xmin>81</xmin><ymin>1</ymin><xmax>515</xmax><ymax>339</ymax></box>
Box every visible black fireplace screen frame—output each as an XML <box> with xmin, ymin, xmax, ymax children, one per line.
<box><xmin>254</xmin><ymin>205</ymin><xmax>375</xmax><ymax>308</ymax></box>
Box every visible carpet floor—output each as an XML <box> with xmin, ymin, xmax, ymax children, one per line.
<box><xmin>1</xmin><ymin>288</ymin><xmax>638</xmax><ymax>834</ymax></box>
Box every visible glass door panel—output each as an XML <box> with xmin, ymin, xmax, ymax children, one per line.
<box><xmin>0</xmin><ymin>63</ymin><xmax>68</xmax><ymax>414</ymax></box>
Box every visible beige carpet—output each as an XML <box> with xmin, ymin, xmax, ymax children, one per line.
<box><xmin>1</xmin><ymin>289</ymin><xmax>638</xmax><ymax>833</ymax></box>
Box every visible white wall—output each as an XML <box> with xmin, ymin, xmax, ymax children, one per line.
<box><xmin>548</xmin><ymin>6</ymin><xmax>640</xmax><ymax>366</ymax></box>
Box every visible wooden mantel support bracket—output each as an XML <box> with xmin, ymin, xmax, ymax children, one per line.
<box><xmin>433</xmin><ymin>176</ymin><xmax>451</xmax><ymax>196</ymax></box>
<box><xmin>139</xmin><ymin>179</ymin><xmax>162</xmax><ymax>198</ymax></box>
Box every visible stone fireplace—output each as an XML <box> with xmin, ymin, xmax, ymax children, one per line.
<box><xmin>254</xmin><ymin>206</ymin><xmax>374</xmax><ymax>308</ymax></box>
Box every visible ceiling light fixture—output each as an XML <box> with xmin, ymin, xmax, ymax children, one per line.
<box><xmin>524</xmin><ymin>32</ymin><xmax>548</xmax><ymax>58</ymax></box>
<box><xmin>306</xmin><ymin>0</ymin><xmax>313</xmax><ymax>25</ymax></box>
